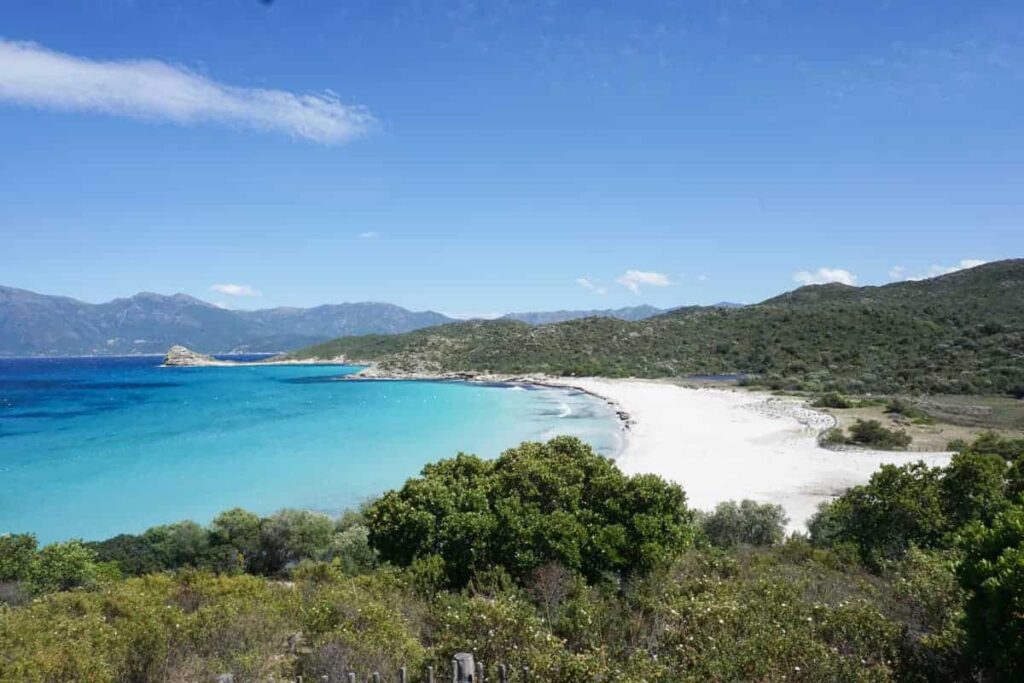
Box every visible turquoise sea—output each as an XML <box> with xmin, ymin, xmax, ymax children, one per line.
<box><xmin>0</xmin><ymin>356</ymin><xmax>620</xmax><ymax>543</ymax></box>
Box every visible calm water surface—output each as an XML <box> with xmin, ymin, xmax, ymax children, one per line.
<box><xmin>0</xmin><ymin>356</ymin><xmax>620</xmax><ymax>542</ymax></box>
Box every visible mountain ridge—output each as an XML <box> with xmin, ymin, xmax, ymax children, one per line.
<box><xmin>289</xmin><ymin>260</ymin><xmax>1024</xmax><ymax>395</ymax></box>
<box><xmin>0</xmin><ymin>287</ymin><xmax>455</xmax><ymax>356</ymax></box>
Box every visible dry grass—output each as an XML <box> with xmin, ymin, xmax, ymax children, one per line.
<box><xmin>823</xmin><ymin>399</ymin><xmax>1023</xmax><ymax>451</ymax></box>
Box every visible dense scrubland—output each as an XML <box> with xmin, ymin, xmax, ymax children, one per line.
<box><xmin>291</xmin><ymin>260</ymin><xmax>1024</xmax><ymax>396</ymax></box>
<box><xmin>2</xmin><ymin>433</ymin><xmax>1023</xmax><ymax>682</ymax></box>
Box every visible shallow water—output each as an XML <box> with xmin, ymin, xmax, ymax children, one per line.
<box><xmin>0</xmin><ymin>356</ymin><xmax>620</xmax><ymax>542</ymax></box>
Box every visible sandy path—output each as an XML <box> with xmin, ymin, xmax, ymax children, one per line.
<box><xmin>566</xmin><ymin>378</ymin><xmax>952</xmax><ymax>530</ymax></box>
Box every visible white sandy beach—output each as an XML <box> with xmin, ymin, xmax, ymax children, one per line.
<box><xmin>566</xmin><ymin>378</ymin><xmax>952</xmax><ymax>531</ymax></box>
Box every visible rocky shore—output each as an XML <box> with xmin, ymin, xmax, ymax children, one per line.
<box><xmin>159</xmin><ymin>345</ymin><xmax>348</xmax><ymax>368</ymax></box>
<box><xmin>341</xmin><ymin>363</ymin><xmax>634</xmax><ymax>429</ymax></box>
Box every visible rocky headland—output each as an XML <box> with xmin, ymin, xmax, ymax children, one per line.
<box><xmin>160</xmin><ymin>345</ymin><xmax>348</xmax><ymax>367</ymax></box>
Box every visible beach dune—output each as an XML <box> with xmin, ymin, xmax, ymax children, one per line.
<box><xmin>567</xmin><ymin>379</ymin><xmax>952</xmax><ymax>531</ymax></box>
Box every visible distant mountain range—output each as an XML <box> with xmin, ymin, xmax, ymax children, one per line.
<box><xmin>502</xmin><ymin>302</ymin><xmax>745</xmax><ymax>325</ymax></box>
<box><xmin>0</xmin><ymin>286</ymin><xmax>741</xmax><ymax>357</ymax></box>
<box><xmin>502</xmin><ymin>305</ymin><xmax>663</xmax><ymax>325</ymax></box>
<box><xmin>0</xmin><ymin>286</ymin><xmax>453</xmax><ymax>356</ymax></box>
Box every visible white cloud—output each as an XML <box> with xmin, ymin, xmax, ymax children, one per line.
<box><xmin>0</xmin><ymin>40</ymin><xmax>375</xmax><ymax>144</ymax></box>
<box><xmin>575</xmin><ymin>276</ymin><xmax>607</xmax><ymax>295</ymax></box>
<box><xmin>792</xmin><ymin>267</ymin><xmax>858</xmax><ymax>286</ymax></box>
<box><xmin>890</xmin><ymin>259</ymin><xmax>988</xmax><ymax>281</ymax></box>
<box><xmin>210</xmin><ymin>283</ymin><xmax>262</xmax><ymax>297</ymax></box>
<box><xmin>615</xmin><ymin>270</ymin><xmax>672</xmax><ymax>294</ymax></box>
<box><xmin>357</xmin><ymin>231</ymin><xmax>378</xmax><ymax>239</ymax></box>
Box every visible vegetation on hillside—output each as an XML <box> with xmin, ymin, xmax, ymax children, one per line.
<box><xmin>291</xmin><ymin>260</ymin><xmax>1024</xmax><ymax>395</ymax></box>
<box><xmin>2</xmin><ymin>433</ymin><xmax>1023</xmax><ymax>681</ymax></box>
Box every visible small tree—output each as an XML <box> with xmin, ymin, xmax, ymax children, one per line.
<box><xmin>211</xmin><ymin>507</ymin><xmax>262</xmax><ymax>572</ymax></box>
<box><xmin>700</xmin><ymin>500</ymin><xmax>789</xmax><ymax>548</ymax></box>
<box><xmin>259</xmin><ymin>509</ymin><xmax>335</xmax><ymax>573</ymax></box>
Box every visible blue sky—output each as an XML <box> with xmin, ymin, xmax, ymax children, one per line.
<box><xmin>1</xmin><ymin>1</ymin><xmax>1021</xmax><ymax>315</ymax></box>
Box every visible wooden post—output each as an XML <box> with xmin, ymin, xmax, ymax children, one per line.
<box><xmin>497</xmin><ymin>664</ymin><xmax>507</xmax><ymax>683</ymax></box>
<box><xmin>451</xmin><ymin>659</ymin><xmax>458</xmax><ymax>683</ymax></box>
<box><xmin>372</xmin><ymin>673</ymin><xmax>380</xmax><ymax>683</ymax></box>
<box><xmin>346</xmin><ymin>673</ymin><xmax>354</xmax><ymax>683</ymax></box>
<box><xmin>521</xmin><ymin>666</ymin><xmax>529</xmax><ymax>682</ymax></box>
<box><xmin>399</xmin><ymin>667</ymin><xmax>407</xmax><ymax>683</ymax></box>
<box><xmin>427</xmin><ymin>666</ymin><xmax>435</xmax><ymax>683</ymax></box>
<box><xmin>476</xmin><ymin>662</ymin><xmax>484</xmax><ymax>683</ymax></box>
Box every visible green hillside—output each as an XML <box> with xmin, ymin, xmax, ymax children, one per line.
<box><xmin>290</xmin><ymin>260</ymin><xmax>1024</xmax><ymax>394</ymax></box>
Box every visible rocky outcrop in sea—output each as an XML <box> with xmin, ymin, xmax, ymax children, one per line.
<box><xmin>162</xmin><ymin>345</ymin><xmax>218</xmax><ymax>366</ymax></box>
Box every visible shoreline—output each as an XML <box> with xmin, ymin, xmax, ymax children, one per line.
<box><xmin>157</xmin><ymin>357</ymin><xmax>954</xmax><ymax>529</ymax></box>
<box><xmin>337</xmin><ymin>364</ymin><xmax>638</xmax><ymax>431</ymax></box>
<box><xmin>341</xmin><ymin>366</ymin><xmax>952</xmax><ymax>530</ymax></box>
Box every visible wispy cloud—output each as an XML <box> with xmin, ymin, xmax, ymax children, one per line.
<box><xmin>792</xmin><ymin>268</ymin><xmax>857</xmax><ymax>286</ymax></box>
<box><xmin>357</xmin><ymin>231</ymin><xmax>378</xmax><ymax>239</ymax></box>
<box><xmin>210</xmin><ymin>283</ymin><xmax>262</xmax><ymax>297</ymax></box>
<box><xmin>575</xmin><ymin>276</ymin><xmax>607</xmax><ymax>295</ymax></box>
<box><xmin>889</xmin><ymin>259</ymin><xmax>987</xmax><ymax>281</ymax></box>
<box><xmin>616</xmin><ymin>270</ymin><xmax>672</xmax><ymax>294</ymax></box>
<box><xmin>0</xmin><ymin>40</ymin><xmax>375</xmax><ymax>144</ymax></box>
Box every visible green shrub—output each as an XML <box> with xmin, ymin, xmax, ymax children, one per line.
<box><xmin>26</xmin><ymin>540</ymin><xmax>102</xmax><ymax>595</ymax></box>
<box><xmin>698</xmin><ymin>499</ymin><xmax>788</xmax><ymax>548</ymax></box>
<box><xmin>811</xmin><ymin>452</ymin><xmax>1015</xmax><ymax>569</ymax></box>
<box><xmin>821</xmin><ymin>427</ymin><xmax>850</xmax><ymax>447</ymax></box>
<box><xmin>946</xmin><ymin>438</ymin><xmax>968</xmax><ymax>452</ymax></box>
<box><xmin>885</xmin><ymin>398</ymin><xmax>934</xmax><ymax>424</ymax></box>
<box><xmin>961</xmin><ymin>431</ymin><xmax>1024</xmax><ymax>461</ymax></box>
<box><xmin>847</xmin><ymin>419</ymin><xmax>913</xmax><ymax>450</ymax></box>
<box><xmin>812</xmin><ymin>392</ymin><xmax>853</xmax><ymax>409</ymax></box>
<box><xmin>366</xmin><ymin>437</ymin><xmax>695</xmax><ymax>587</ymax></box>
<box><xmin>820</xmin><ymin>463</ymin><xmax>947</xmax><ymax>567</ymax></box>
<box><xmin>0</xmin><ymin>533</ymin><xmax>37</xmax><ymax>582</ymax></box>
<box><xmin>957</xmin><ymin>502</ymin><xmax>1024</xmax><ymax>680</ymax></box>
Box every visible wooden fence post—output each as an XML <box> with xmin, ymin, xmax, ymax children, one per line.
<box><xmin>399</xmin><ymin>667</ymin><xmax>407</xmax><ymax>683</ymax></box>
<box><xmin>427</xmin><ymin>666</ymin><xmax>435</xmax><ymax>683</ymax></box>
<box><xmin>497</xmin><ymin>664</ymin><xmax>507</xmax><ymax>683</ymax></box>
